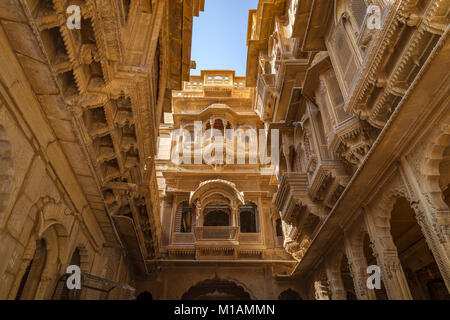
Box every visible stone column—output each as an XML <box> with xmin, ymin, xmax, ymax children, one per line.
<box><xmin>314</xmin><ymin>275</ymin><xmax>330</xmax><ymax>300</ymax></box>
<box><xmin>231</xmin><ymin>200</ymin><xmax>237</xmax><ymax>227</ymax></box>
<box><xmin>325</xmin><ymin>256</ymin><xmax>347</xmax><ymax>300</ymax></box>
<box><xmin>411</xmin><ymin>199</ymin><xmax>450</xmax><ymax>291</ymax></box>
<box><xmin>400</xmin><ymin>158</ymin><xmax>450</xmax><ymax>291</ymax></box>
<box><xmin>34</xmin><ymin>264</ymin><xmax>61</xmax><ymax>300</ymax></box>
<box><xmin>344</xmin><ymin>234</ymin><xmax>377</xmax><ymax>300</ymax></box>
<box><xmin>364</xmin><ymin>206</ymin><xmax>413</xmax><ymax>300</ymax></box>
<box><xmin>160</xmin><ymin>196</ymin><xmax>173</xmax><ymax>246</ymax></box>
<box><xmin>195</xmin><ymin>200</ymin><xmax>202</xmax><ymax>226</ymax></box>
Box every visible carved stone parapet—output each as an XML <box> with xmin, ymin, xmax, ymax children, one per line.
<box><xmin>347</xmin><ymin>0</ymin><xmax>446</xmax><ymax>128</ymax></box>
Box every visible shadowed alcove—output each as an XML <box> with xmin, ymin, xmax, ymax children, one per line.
<box><xmin>203</xmin><ymin>204</ymin><xmax>230</xmax><ymax>226</ymax></box>
<box><xmin>278</xmin><ymin>288</ymin><xmax>301</xmax><ymax>300</ymax></box>
<box><xmin>182</xmin><ymin>278</ymin><xmax>251</xmax><ymax>300</ymax></box>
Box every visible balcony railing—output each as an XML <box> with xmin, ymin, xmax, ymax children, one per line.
<box><xmin>183</xmin><ymin>81</ymin><xmax>203</xmax><ymax>91</ymax></box>
<box><xmin>172</xmin><ymin>232</ymin><xmax>195</xmax><ymax>245</ymax></box>
<box><xmin>193</xmin><ymin>226</ymin><xmax>239</xmax><ymax>241</ymax></box>
<box><xmin>238</xmin><ymin>233</ymin><xmax>262</xmax><ymax>244</ymax></box>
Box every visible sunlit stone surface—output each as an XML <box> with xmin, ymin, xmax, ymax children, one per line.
<box><xmin>0</xmin><ymin>0</ymin><xmax>448</xmax><ymax>300</ymax></box>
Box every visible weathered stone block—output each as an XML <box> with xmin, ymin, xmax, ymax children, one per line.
<box><xmin>2</xmin><ymin>21</ymin><xmax>46</xmax><ymax>62</ymax></box>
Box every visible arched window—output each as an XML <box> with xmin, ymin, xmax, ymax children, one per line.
<box><xmin>279</xmin><ymin>289</ymin><xmax>301</xmax><ymax>300</ymax></box>
<box><xmin>204</xmin><ymin>210</ymin><xmax>229</xmax><ymax>226</ymax></box>
<box><xmin>136</xmin><ymin>291</ymin><xmax>153</xmax><ymax>300</ymax></box>
<box><xmin>239</xmin><ymin>203</ymin><xmax>258</xmax><ymax>233</ymax></box>
<box><xmin>180</xmin><ymin>201</ymin><xmax>192</xmax><ymax>232</ymax></box>
<box><xmin>174</xmin><ymin>201</ymin><xmax>193</xmax><ymax>233</ymax></box>
<box><xmin>213</xmin><ymin>119</ymin><xmax>224</xmax><ymax>132</ymax></box>
<box><xmin>275</xmin><ymin>218</ymin><xmax>283</xmax><ymax>237</ymax></box>
<box><xmin>203</xmin><ymin>204</ymin><xmax>230</xmax><ymax>226</ymax></box>
<box><xmin>239</xmin><ymin>211</ymin><xmax>256</xmax><ymax>233</ymax></box>
<box><xmin>181</xmin><ymin>201</ymin><xmax>192</xmax><ymax>232</ymax></box>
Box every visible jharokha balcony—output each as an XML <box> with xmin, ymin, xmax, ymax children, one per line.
<box><xmin>167</xmin><ymin>180</ymin><xmax>266</xmax><ymax>260</ymax></box>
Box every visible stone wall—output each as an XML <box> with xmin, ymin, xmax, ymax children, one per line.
<box><xmin>0</xmin><ymin>21</ymin><xmax>133</xmax><ymax>298</ymax></box>
<box><xmin>0</xmin><ymin>90</ymin><xmax>134</xmax><ymax>299</ymax></box>
<box><xmin>136</xmin><ymin>265</ymin><xmax>305</xmax><ymax>300</ymax></box>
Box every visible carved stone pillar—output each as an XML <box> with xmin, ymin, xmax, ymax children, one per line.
<box><xmin>325</xmin><ymin>255</ymin><xmax>347</xmax><ymax>300</ymax></box>
<box><xmin>34</xmin><ymin>263</ymin><xmax>61</xmax><ymax>300</ymax></box>
<box><xmin>344</xmin><ymin>234</ymin><xmax>377</xmax><ymax>300</ymax></box>
<box><xmin>195</xmin><ymin>200</ymin><xmax>202</xmax><ymax>226</ymax></box>
<box><xmin>364</xmin><ymin>206</ymin><xmax>413</xmax><ymax>300</ymax></box>
<box><xmin>400</xmin><ymin>158</ymin><xmax>450</xmax><ymax>291</ymax></box>
<box><xmin>232</xmin><ymin>207</ymin><xmax>238</xmax><ymax>227</ymax></box>
<box><xmin>411</xmin><ymin>198</ymin><xmax>450</xmax><ymax>291</ymax></box>
<box><xmin>314</xmin><ymin>273</ymin><xmax>330</xmax><ymax>300</ymax></box>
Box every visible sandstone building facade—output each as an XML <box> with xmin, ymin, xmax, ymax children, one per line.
<box><xmin>0</xmin><ymin>0</ymin><xmax>203</xmax><ymax>299</ymax></box>
<box><xmin>0</xmin><ymin>0</ymin><xmax>449</xmax><ymax>300</ymax></box>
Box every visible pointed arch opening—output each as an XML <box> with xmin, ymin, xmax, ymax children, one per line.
<box><xmin>15</xmin><ymin>239</ymin><xmax>47</xmax><ymax>300</ymax></box>
<box><xmin>389</xmin><ymin>197</ymin><xmax>449</xmax><ymax>300</ymax></box>
<box><xmin>279</xmin><ymin>288</ymin><xmax>302</xmax><ymax>300</ymax></box>
<box><xmin>136</xmin><ymin>291</ymin><xmax>153</xmax><ymax>300</ymax></box>
<box><xmin>182</xmin><ymin>278</ymin><xmax>251</xmax><ymax>300</ymax></box>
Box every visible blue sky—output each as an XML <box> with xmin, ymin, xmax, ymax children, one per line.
<box><xmin>190</xmin><ymin>0</ymin><xmax>259</xmax><ymax>76</ymax></box>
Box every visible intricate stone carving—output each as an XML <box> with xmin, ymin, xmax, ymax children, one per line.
<box><xmin>347</xmin><ymin>0</ymin><xmax>447</xmax><ymax>128</ymax></box>
<box><xmin>329</xmin><ymin>118</ymin><xmax>378</xmax><ymax>166</ymax></box>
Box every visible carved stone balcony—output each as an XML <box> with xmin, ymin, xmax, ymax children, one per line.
<box><xmin>347</xmin><ymin>1</ymin><xmax>446</xmax><ymax>128</ymax></box>
<box><xmin>274</xmin><ymin>173</ymin><xmax>309</xmax><ymax>224</ymax></box>
<box><xmin>192</xmin><ymin>226</ymin><xmax>240</xmax><ymax>260</ymax></box>
<box><xmin>281</xmin><ymin>205</ymin><xmax>322</xmax><ymax>261</ymax></box>
<box><xmin>255</xmin><ymin>73</ymin><xmax>277</xmax><ymax>121</ymax></box>
<box><xmin>168</xmin><ymin>228</ymin><xmax>266</xmax><ymax>260</ymax></box>
<box><xmin>306</xmin><ymin>144</ymin><xmax>349</xmax><ymax>209</ymax></box>
<box><xmin>328</xmin><ymin>117</ymin><xmax>378</xmax><ymax>166</ymax></box>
